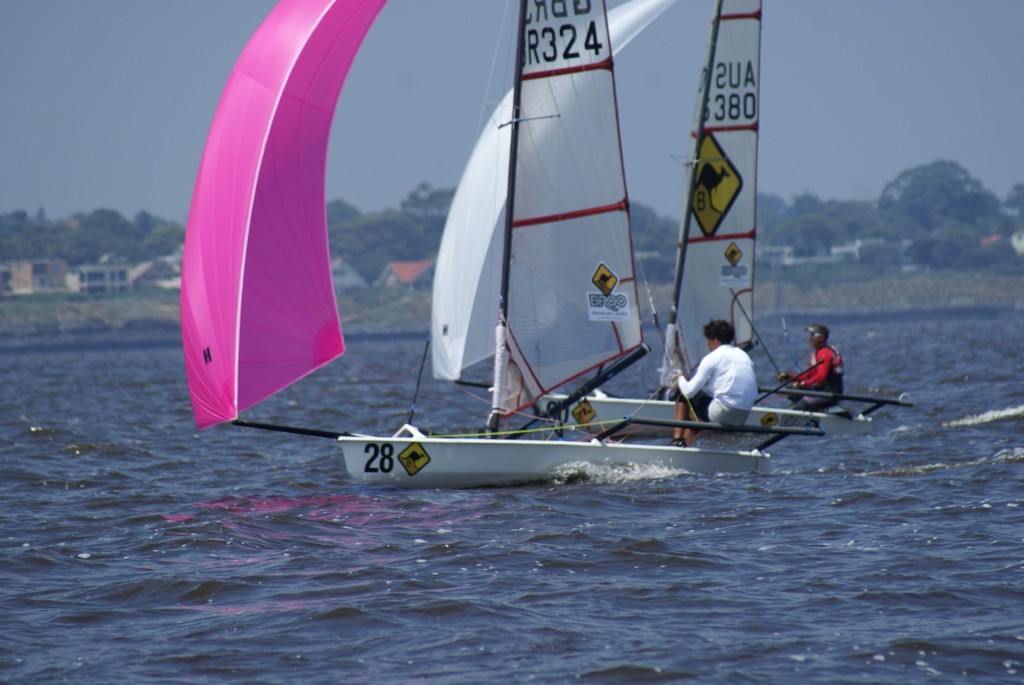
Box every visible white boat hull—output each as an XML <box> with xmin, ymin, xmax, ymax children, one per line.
<box><xmin>539</xmin><ymin>393</ymin><xmax>873</xmax><ymax>437</ymax></box>
<box><xmin>338</xmin><ymin>425</ymin><xmax>767</xmax><ymax>489</ymax></box>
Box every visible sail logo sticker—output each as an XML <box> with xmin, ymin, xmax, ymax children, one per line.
<box><xmin>691</xmin><ymin>134</ymin><xmax>742</xmax><ymax>236</ymax></box>
<box><xmin>587</xmin><ymin>263</ymin><xmax>631</xmax><ymax>321</ymax></box>
<box><xmin>725</xmin><ymin>242</ymin><xmax>743</xmax><ymax>267</ymax></box>
<box><xmin>572</xmin><ymin>398</ymin><xmax>597</xmax><ymax>426</ymax></box>
<box><xmin>591</xmin><ymin>263</ymin><xmax>618</xmax><ymax>295</ymax></box>
<box><xmin>720</xmin><ymin>241</ymin><xmax>749</xmax><ymax>287</ymax></box>
<box><xmin>760</xmin><ymin>412</ymin><xmax>780</xmax><ymax>428</ymax></box>
<box><xmin>398</xmin><ymin>443</ymin><xmax>431</xmax><ymax>477</ymax></box>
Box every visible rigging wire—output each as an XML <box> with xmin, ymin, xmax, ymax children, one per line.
<box><xmin>729</xmin><ymin>287</ymin><xmax>782</xmax><ymax>375</ymax></box>
<box><xmin>782</xmin><ymin>316</ymin><xmax>801</xmax><ymax>370</ymax></box>
<box><xmin>406</xmin><ymin>336</ymin><xmax>431</xmax><ymax>425</ymax></box>
<box><xmin>632</xmin><ymin>228</ymin><xmax>669</xmax><ymax>361</ymax></box>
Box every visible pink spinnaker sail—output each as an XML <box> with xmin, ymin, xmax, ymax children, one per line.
<box><xmin>181</xmin><ymin>0</ymin><xmax>387</xmax><ymax>430</ymax></box>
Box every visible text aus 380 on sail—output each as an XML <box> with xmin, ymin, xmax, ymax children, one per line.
<box><xmin>523</xmin><ymin>1</ymin><xmax>605</xmax><ymax>67</ymax></box>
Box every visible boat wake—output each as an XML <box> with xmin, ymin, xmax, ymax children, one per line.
<box><xmin>863</xmin><ymin>447</ymin><xmax>1024</xmax><ymax>477</ymax></box>
<box><xmin>552</xmin><ymin>461</ymin><xmax>696</xmax><ymax>485</ymax></box>
<box><xmin>943</xmin><ymin>404</ymin><xmax>1024</xmax><ymax>428</ymax></box>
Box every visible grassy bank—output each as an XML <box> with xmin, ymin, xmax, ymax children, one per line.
<box><xmin>0</xmin><ymin>289</ymin><xmax>181</xmax><ymax>336</ymax></box>
<box><xmin>0</xmin><ymin>286</ymin><xmax>433</xmax><ymax>344</ymax></box>
<box><xmin>750</xmin><ymin>271</ymin><xmax>1024</xmax><ymax>314</ymax></box>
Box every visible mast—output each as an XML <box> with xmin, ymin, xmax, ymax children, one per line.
<box><xmin>487</xmin><ymin>0</ymin><xmax>529</xmax><ymax>436</ymax></box>
<box><xmin>662</xmin><ymin>0</ymin><xmax>724</xmax><ymax>380</ymax></box>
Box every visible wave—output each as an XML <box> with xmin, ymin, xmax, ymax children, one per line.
<box><xmin>864</xmin><ymin>447</ymin><xmax>1024</xmax><ymax>477</ymax></box>
<box><xmin>552</xmin><ymin>460</ymin><xmax>697</xmax><ymax>485</ymax></box>
<box><xmin>943</xmin><ymin>404</ymin><xmax>1024</xmax><ymax>428</ymax></box>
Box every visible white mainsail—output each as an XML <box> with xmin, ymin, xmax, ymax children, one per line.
<box><xmin>499</xmin><ymin>0</ymin><xmax>644</xmax><ymax>415</ymax></box>
<box><xmin>666</xmin><ymin>0</ymin><xmax>761</xmax><ymax>375</ymax></box>
<box><xmin>432</xmin><ymin>0</ymin><xmax>679</xmax><ymax>385</ymax></box>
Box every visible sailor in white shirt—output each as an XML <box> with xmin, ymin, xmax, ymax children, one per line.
<box><xmin>673</xmin><ymin>319</ymin><xmax>757</xmax><ymax>446</ymax></box>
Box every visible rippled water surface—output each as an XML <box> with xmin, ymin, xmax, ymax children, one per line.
<box><xmin>3</xmin><ymin>309</ymin><xmax>1023</xmax><ymax>683</ymax></box>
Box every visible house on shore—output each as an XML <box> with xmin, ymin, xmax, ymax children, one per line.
<box><xmin>4</xmin><ymin>259</ymin><xmax>68</xmax><ymax>295</ymax></box>
<box><xmin>374</xmin><ymin>259</ymin><xmax>434</xmax><ymax>289</ymax></box>
<box><xmin>66</xmin><ymin>263</ymin><xmax>131</xmax><ymax>294</ymax></box>
<box><xmin>332</xmin><ymin>256</ymin><xmax>368</xmax><ymax>291</ymax></box>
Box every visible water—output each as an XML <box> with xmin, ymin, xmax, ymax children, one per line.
<box><xmin>3</xmin><ymin>308</ymin><xmax>1023</xmax><ymax>683</ymax></box>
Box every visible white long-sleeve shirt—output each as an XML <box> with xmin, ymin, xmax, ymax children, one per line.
<box><xmin>677</xmin><ymin>344</ymin><xmax>756</xmax><ymax>411</ymax></box>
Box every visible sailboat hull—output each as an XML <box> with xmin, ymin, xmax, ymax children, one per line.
<box><xmin>540</xmin><ymin>393</ymin><xmax>873</xmax><ymax>437</ymax></box>
<box><xmin>337</xmin><ymin>427</ymin><xmax>767</xmax><ymax>489</ymax></box>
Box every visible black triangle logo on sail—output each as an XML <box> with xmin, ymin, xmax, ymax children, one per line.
<box><xmin>691</xmin><ymin>133</ymin><xmax>742</xmax><ymax>237</ymax></box>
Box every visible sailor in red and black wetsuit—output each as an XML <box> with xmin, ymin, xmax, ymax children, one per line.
<box><xmin>786</xmin><ymin>323</ymin><xmax>844</xmax><ymax>411</ymax></box>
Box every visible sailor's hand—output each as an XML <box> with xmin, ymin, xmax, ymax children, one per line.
<box><xmin>776</xmin><ymin>372</ymin><xmax>791</xmax><ymax>382</ymax></box>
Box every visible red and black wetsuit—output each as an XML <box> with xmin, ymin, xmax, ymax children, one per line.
<box><xmin>798</xmin><ymin>344</ymin><xmax>844</xmax><ymax>394</ymax></box>
<box><xmin>791</xmin><ymin>344</ymin><xmax>844</xmax><ymax>410</ymax></box>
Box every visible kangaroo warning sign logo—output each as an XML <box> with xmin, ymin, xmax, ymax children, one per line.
<box><xmin>721</xmin><ymin>241</ymin><xmax>749</xmax><ymax>287</ymax></box>
<box><xmin>725</xmin><ymin>242</ymin><xmax>743</xmax><ymax>267</ymax></box>
<box><xmin>591</xmin><ymin>263</ymin><xmax>618</xmax><ymax>295</ymax></box>
<box><xmin>587</xmin><ymin>263</ymin><xmax>631</xmax><ymax>321</ymax></box>
<box><xmin>691</xmin><ymin>134</ymin><xmax>742</xmax><ymax>236</ymax></box>
<box><xmin>571</xmin><ymin>398</ymin><xmax>597</xmax><ymax>426</ymax></box>
<box><xmin>398</xmin><ymin>443</ymin><xmax>431</xmax><ymax>476</ymax></box>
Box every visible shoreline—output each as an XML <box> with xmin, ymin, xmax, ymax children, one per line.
<box><xmin>1</xmin><ymin>303</ymin><xmax>1017</xmax><ymax>354</ymax></box>
<box><xmin>0</xmin><ymin>324</ymin><xmax>432</xmax><ymax>354</ymax></box>
<box><xmin>2</xmin><ymin>272</ymin><xmax>1021</xmax><ymax>352</ymax></box>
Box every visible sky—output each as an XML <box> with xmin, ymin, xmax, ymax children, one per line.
<box><xmin>2</xmin><ymin>0</ymin><xmax>1022</xmax><ymax>224</ymax></box>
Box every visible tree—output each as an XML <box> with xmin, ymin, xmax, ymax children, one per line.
<box><xmin>756</xmin><ymin>193</ymin><xmax>786</xmax><ymax>235</ymax></box>
<box><xmin>772</xmin><ymin>214</ymin><xmax>838</xmax><ymax>256</ymax></box>
<box><xmin>399</xmin><ymin>183</ymin><xmax>453</xmax><ymax>223</ymax></box>
<box><xmin>141</xmin><ymin>224</ymin><xmax>186</xmax><ymax>258</ymax></box>
<box><xmin>761</xmin><ymin>195</ymin><xmax>885</xmax><ymax>256</ymax></box>
<box><xmin>65</xmin><ymin>209</ymin><xmax>141</xmax><ymax>263</ymax></box>
<box><xmin>0</xmin><ymin>211</ymin><xmax>29</xmax><ymax>257</ymax></box>
<box><xmin>134</xmin><ymin>210</ymin><xmax>159</xmax><ymax>237</ymax></box>
<box><xmin>786</xmin><ymin>193</ymin><xmax>825</xmax><ymax>218</ymax></box>
<box><xmin>826</xmin><ymin>199</ymin><xmax>889</xmax><ymax>241</ymax></box>
<box><xmin>1005</xmin><ymin>183</ymin><xmax>1024</xmax><ymax>221</ymax></box>
<box><xmin>327</xmin><ymin>198</ymin><xmax>361</xmax><ymax>225</ymax></box>
<box><xmin>398</xmin><ymin>183</ymin><xmax>453</xmax><ymax>252</ymax></box>
<box><xmin>879</xmin><ymin>160</ymin><xmax>1005</xmax><ymax>239</ymax></box>
<box><xmin>907</xmin><ymin>228</ymin><xmax>1014</xmax><ymax>269</ymax></box>
<box><xmin>23</xmin><ymin>223</ymin><xmax>70</xmax><ymax>260</ymax></box>
<box><xmin>329</xmin><ymin>210</ymin><xmax>425</xmax><ymax>281</ymax></box>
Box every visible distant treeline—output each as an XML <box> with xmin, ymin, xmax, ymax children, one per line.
<box><xmin>634</xmin><ymin>160</ymin><xmax>1024</xmax><ymax>281</ymax></box>
<box><xmin>2</xmin><ymin>160</ymin><xmax>1021</xmax><ymax>282</ymax></box>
